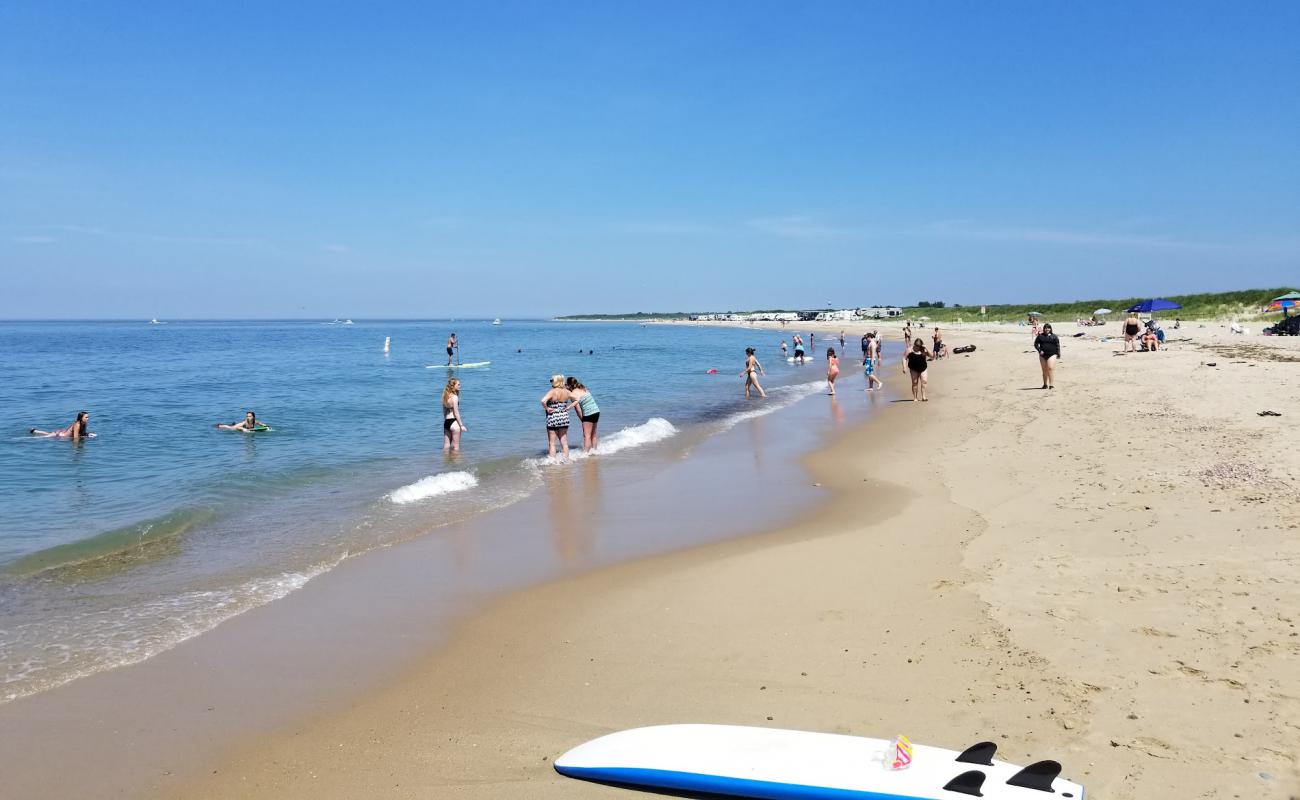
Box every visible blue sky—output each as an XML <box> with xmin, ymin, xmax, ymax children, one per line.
<box><xmin>2</xmin><ymin>2</ymin><xmax>1296</xmax><ymax>318</ymax></box>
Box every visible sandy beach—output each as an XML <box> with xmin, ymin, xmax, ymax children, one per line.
<box><xmin>161</xmin><ymin>319</ymin><xmax>1299</xmax><ymax>799</ymax></box>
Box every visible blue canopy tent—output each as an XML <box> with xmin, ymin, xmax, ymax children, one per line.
<box><xmin>1127</xmin><ymin>298</ymin><xmax>1182</xmax><ymax>313</ymax></box>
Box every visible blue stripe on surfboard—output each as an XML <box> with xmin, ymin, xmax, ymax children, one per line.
<box><xmin>554</xmin><ymin>765</ymin><xmax>927</xmax><ymax>800</ymax></box>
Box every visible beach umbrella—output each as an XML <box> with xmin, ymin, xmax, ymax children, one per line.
<box><xmin>1127</xmin><ymin>298</ymin><xmax>1182</xmax><ymax>313</ymax></box>
<box><xmin>1268</xmin><ymin>291</ymin><xmax>1300</xmax><ymax>316</ymax></box>
<box><xmin>1094</xmin><ymin>308</ymin><xmax>1112</xmax><ymax>315</ymax></box>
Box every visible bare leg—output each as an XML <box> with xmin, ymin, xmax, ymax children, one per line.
<box><xmin>559</xmin><ymin>428</ymin><xmax>570</xmax><ymax>459</ymax></box>
<box><xmin>751</xmin><ymin>375</ymin><xmax>766</xmax><ymax>398</ymax></box>
<box><xmin>920</xmin><ymin>371</ymin><xmax>929</xmax><ymax>401</ymax></box>
<box><xmin>451</xmin><ymin>425</ymin><xmax>462</xmax><ymax>451</ymax></box>
<box><xmin>589</xmin><ymin>420</ymin><xmax>599</xmax><ymax>451</ymax></box>
<box><xmin>547</xmin><ymin>428</ymin><xmax>558</xmax><ymax>457</ymax></box>
<box><xmin>910</xmin><ymin>370</ymin><xmax>920</xmax><ymax>401</ymax></box>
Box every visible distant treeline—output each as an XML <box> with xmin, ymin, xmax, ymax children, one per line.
<box><xmin>557</xmin><ymin>288</ymin><xmax>1294</xmax><ymax>323</ymax></box>
<box><xmin>898</xmin><ymin>287</ymin><xmax>1294</xmax><ymax>323</ymax></box>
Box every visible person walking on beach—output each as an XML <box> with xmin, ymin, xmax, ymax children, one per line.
<box><xmin>565</xmin><ymin>377</ymin><xmax>601</xmax><ymax>452</ymax></box>
<box><xmin>1122</xmin><ymin>313</ymin><xmax>1141</xmax><ymax>353</ymax></box>
<box><xmin>932</xmin><ymin>327</ymin><xmax>945</xmax><ymax>359</ymax></box>
<box><xmin>863</xmin><ymin>333</ymin><xmax>883</xmax><ymax>391</ymax></box>
<box><xmin>742</xmin><ymin>347</ymin><xmax>767</xmax><ymax>398</ymax></box>
<box><xmin>902</xmin><ymin>321</ymin><xmax>913</xmax><ymax>352</ymax></box>
<box><xmin>906</xmin><ymin>338</ymin><xmax>931</xmax><ymax>402</ymax></box>
<box><xmin>826</xmin><ymin>347</ymin><xmax>840</xmax><ymax>395</ymax></box>
<box><xmin>31</xmin><ymin>410</ymin><xmax>91</xmax><ymax>439</ymax></box>
<box><xmin>446</xmin><ymin>332</ymin><xmax>458</xmax><ymax>366</ymax></box>
<box><xmin>1033</xmin><ymin>324</ymin><xmax>1060</xmax><ymax>390</ymax></box>
<box><xmin>540</xmin><ymin>375</ymin><xmax>573</xmax><ymax>460</ymax></box>
<box><xmin>838</xmin><ymin>330</ymin><xmax>846</xmax><ymax>351</ymax></box>
<box><xmin>442</xmin><ymin>378</ymin><xmax>467</xmax><ymax>450</ymax></box>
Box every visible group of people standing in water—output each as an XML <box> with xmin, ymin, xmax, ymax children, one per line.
<box><xmin>768</xmin><ymin>325</ymin><xmax>948</xmax><ymax>402</ymax></box>
<box><xmin>440</xmin><ymin>372</ymin><xmax>601</xmax><ymax>461</ymax></box>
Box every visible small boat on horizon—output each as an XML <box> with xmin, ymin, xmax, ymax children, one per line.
<box><xmin>492</xmin><ymin>318</ymin><xmax>502</xmax><ymax>325</ymax></box>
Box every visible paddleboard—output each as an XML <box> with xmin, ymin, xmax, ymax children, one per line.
<box><xmin>426</xmin><ymin>361</ymin><xmax>491</xmax><ymax>369</ymax></box>
<box><xmin>554</xmin><ymin>724</ymin><xmax>1084</xmax><ymax>800</ymax></box>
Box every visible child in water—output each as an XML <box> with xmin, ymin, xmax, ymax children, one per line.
<box><xmin>826</xmin><ymin>348</ymin><xmax>840</xmax><ymax>395</ymax></box>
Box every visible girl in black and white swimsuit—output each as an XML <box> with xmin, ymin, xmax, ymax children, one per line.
<box><xmin>540</xmin><ymin>374</ymin><xmax>573</xmax><ymax>460</ymax></box>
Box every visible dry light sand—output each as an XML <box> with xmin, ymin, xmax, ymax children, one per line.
<box><xmin>178</xmin><ymin>319</ymin><xmax>1299</xmax><ymax>800</ymax></box>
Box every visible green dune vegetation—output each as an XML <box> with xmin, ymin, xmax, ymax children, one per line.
<box><xmin>903</xmin><ymin>287</ymin><xmax>1295</xmax><ymax>323</ymax></box>
<box><xmin>558</xmin><ymin>288</ymin><xmax>1295</xmax><ymax>324</ymax></box>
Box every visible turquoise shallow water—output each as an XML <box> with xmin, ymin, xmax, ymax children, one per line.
<box><xmin>0</xmin><ymin>319</ymin><xmax>869</xmax><ymax>701</ymax></box>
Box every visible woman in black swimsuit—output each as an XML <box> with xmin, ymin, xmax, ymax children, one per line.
<box><xmin>1033</xmin><ymin>323</ymin><xmax>1060</xmax><ymax>389</ymax></box>
<box><xmin>906</xmin><ymin>338</ymin><xmax>931</xmax><ymax>402</ymax></box>
<box><xmin>1122</xmin><ymin>315</ymin><xmax>1141</xmax><ymax>353</ymax></box>
<box><xmin>442</xmin><ymin>378</ymin><xmax>466</xmax><ymax>451</ymax></box>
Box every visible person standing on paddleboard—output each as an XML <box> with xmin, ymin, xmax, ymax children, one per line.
<box><xmin>446</xmin><ymin>332</ymin><xmax>457</xmax><ymax>366</ymax></box>
<box><xmin>442</xmin><ymin>378</ymin><xmax>467</xmax><ymax>451</ymax></box>
<box><xmin>565</xmin><ymin>377</ymin><xmax>601</xmax><ymax>452</ymax></box>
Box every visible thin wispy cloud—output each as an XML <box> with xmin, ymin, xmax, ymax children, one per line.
<box><xmin>746</xmin><ymin>215</ymin><xmax>862</xmax><ymax>240</ymax></box>
<box><xmin>613</xmin><ymin>221</ymin><xmax>725</xmax><ymax>236</ymax></box>
<box><xmin>910</xmin><ymin>220</ymin><xmax>1221</xmax><ymax>252</ymax></box>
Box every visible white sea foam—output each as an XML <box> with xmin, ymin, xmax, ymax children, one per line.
<box><xmin>717</xmin><ymin>380</ymin><xmax>826</xmax><ymax>431</ymax></box>
<box><xmin>525</xmin><ymin>417</ymin><xmax>678</xmax><ymax>465</ymax></box>
<box><xmin>388</xmin><ymin>471</ymin><xmax>478</xmax><ymax>504</ymax></box>
<box><xmin>1</xmin><ymin>562</ymin><xmax>336</xmax><ymax>704</ymax></box>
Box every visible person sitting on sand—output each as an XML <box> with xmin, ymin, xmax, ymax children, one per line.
<box><xmin>31</xmin><ymin>410</ymin><xmax>91</xmax><ymax>439</ymax></box>
<box><xmin>540</xmin><ymin>375</ymin><xmax>573</xmax><ymax>460</ymax></box>
<box><xmin>442</xmin><ymin>378</ymin><xmax>466</xmax><ymax>452</ymax></box>
<box><xmin>216</xmin><ymin>411</ymin><xmax>270</xmax><ymax>431</ymax></box>
<box><xmin>906</xmin><ymin>338</ymin><xmax>931</xmax><ymax>402</ymax></box>
<box><xmin>1141</xmin><ymin>328</ymin><xmax>1160</xmax><ymax>351</ymax></box>
<box><xmin>566</xmin><ymin>377</ymin><xmax>600</xmax><ymax>452</ymax></box>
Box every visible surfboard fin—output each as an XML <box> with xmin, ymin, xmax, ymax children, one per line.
<box><xmin>942</xmin><ymin>770</ymin><xmax>986</xmax><ymax>797</ymax></box>
<box><xmin>955</xmin><ymin>741</ymin><xmax>997</xmax><ymax>766</ymax></box>
<box><xmin>1006</xmin><ymin>759</ymin><xmax>1062</xmax><ymax>791</ymax></box>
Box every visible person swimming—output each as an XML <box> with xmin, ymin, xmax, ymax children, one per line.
<box><xmin>31</xmin><ymin>410</ymin><xmax>92</xmax><ymax>439</ymax></box>
<box><xmin>216</xmin><ymin>411</ymin><xmax>270</xmax><ymax>431</ymax></box>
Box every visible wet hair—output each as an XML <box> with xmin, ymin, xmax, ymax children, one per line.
<box><xmin>827</xmin><ymin>347</ymin><xmax>836</xmax><ymax>358</ymax></box>
<box><xmin>74</xmin><ymin>410</ymin><xmax>89</xmax><ymax>434</ymax></box>
<box><xmin>565</xmin><ymin>377</ymin><xmax>585</xmax><ymax>391</ymax></box>
<box><xmin>550</xmin><ymin>374</ymin><xmax>565</xmax><ymax>388</ymax></box>
<box><xmin>442</xmin><ymin>379</ymin><xmax>460</xmax><ymax>405</ymax></box>
<box><xmin>745</xmin><ymin>347</ymin><xmax>755</xmax><ymax>355</ymax></box>
<box><xmin>245</xmin><ymin>410</ymin><xmax>256</xmax><ymax>421</ymax></box>
<box><xmin>913</xmin><ymin>338</ymin><xmax>925</xmax><ymax>350</ymax></box>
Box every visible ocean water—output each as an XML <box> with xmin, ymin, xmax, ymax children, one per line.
<box><xmin>0</xmin><ymin>319</ymin><xmax>862</xmax><ymax>702</ymax></box>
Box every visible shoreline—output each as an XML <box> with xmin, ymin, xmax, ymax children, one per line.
<box><xmin>180</xmin><ymin>322</ymin><xmax>1299</xmax><ymax>799</ymax></box>
<box><xmin>0</xmin><ymin>351</ymin><xmax>884</xmax><ymax>799</ymax></box>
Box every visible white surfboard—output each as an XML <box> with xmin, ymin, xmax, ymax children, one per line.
<box><xmin>554</xmin><ymin>724</ymin><xmax>1084</xmax><ymax>800</ymax></box>
<box><xmin>425</xmin><ymin>361</ymin><xmax>492</xmax><ymax>369</ymax></box>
